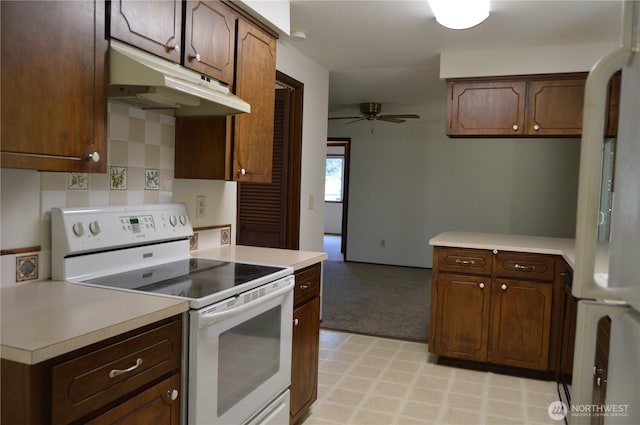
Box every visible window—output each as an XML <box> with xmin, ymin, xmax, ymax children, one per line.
<box><xmin>325</xmin><ymin>156</ymin><xmax>344</xmax><ymax>202</ymax></box>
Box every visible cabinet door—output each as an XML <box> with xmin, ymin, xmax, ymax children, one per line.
<box><xmin>526</xmin><ymin>78</ymin><xmax>585</xmax><ymax>136</ymax></box>
<box><xmin>233</xmin><ymin>18</ymin><xmax>276</xmax><ymax>183</ymax></box>
<box><xmin>434</xmin><ymin>274</ymin><xmax>490</xmax><ymax>362</ymax></box>
<box><xmin>290</xmin><ymin>297</ymin><xmax>320</xmax><ymax>423</ymax></box>
<box><xmin>184</xmin><ymin>0</ymin><xmax>236</xmax><ymax>85</ymax></box>
<box><xmin>447</xmin><ymin>80</ymin><xmax>526</xmax><ymax>136</ymax></box>
<box><xmin>110</xmin><ymin>0</ymin><xmax>182</xmax><ymax>63</ymax></box>
<box><xmin>174</xmin><ymin>116</ymin><xmax>230</xmax><ymax>179</ymax></box>
<box><xmin>489</xmin><ymin>279</ymin><xmax>552</xmax><ymax>370</ymax></box>
<box><xmin>86</xmin><ymin>374</ymin><xmax>181</xmax><ymax>425</ymax></box>
<box><xmin>1</xmin><ymin>0</ymin><xmax>107</xmax><ymax>172</ymax></box>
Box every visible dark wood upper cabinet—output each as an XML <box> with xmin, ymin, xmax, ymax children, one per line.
<box><xmin>184</xmin><ymin>0</ymin><xmax>237</xmax><ymax>86</ymax></box>
<box><xmin>232</xmin><ymin>18</ymin><xmax>277</xmax><ymax>183</ymax></box>
<box><xmin>1</xmin><ymin>0</ymin><xmax>107</xmax><ymax>172</ymax></box>
<box><xmin>447</xmin><ymin>73</ymin><xmax>620</xmax><ymax>138</ymax></box>
<box><xmin>448</xmin><ymin>80</ymin><xmax>527</xmax><ymax>136</ymax></box>
<box><xmin>526</xmin><ymin>78</ymin><xmax>586</xmax><ymax>136</ymax></box>
<box><xmin>109</xmin><ymin>0</ymin><xmax>183</xmax><ymax>63</ymax></box>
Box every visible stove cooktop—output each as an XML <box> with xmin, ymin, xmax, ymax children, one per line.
<box><xmin>83</xmin><ymin>258</ymin><xmax>288</xmax><ymax>304</ymax></box>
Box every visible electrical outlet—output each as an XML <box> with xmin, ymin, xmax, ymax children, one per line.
<box><xmin>196</xmin><ymin>195</ymin><xmax>205</xmax><ymax>218</ymax></box>
<box><xmin>308</xmin><ymin>194</ymin><xmax>314</xmax><ymax>210</ymax></box>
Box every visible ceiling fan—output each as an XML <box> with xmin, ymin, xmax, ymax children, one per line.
<box><xmin>329</xmin><ymin>102</ymin><xmax>420</xmax><ymax>124</ymax></box>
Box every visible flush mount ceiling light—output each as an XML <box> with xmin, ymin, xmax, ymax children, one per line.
<box><xmin>428</xmin><ymin>0</ymin><xmax>490</xmax><ymax>30</ymax></box>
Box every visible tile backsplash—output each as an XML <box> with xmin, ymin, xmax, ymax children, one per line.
<box><xmin>1</xmin><ymin>102</ymin><xmax>177</xmax><ymax>286</ymax></box>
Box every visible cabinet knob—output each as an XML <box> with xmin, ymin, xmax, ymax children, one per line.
<box><xmin>239</xmin><ymin>168</ymin><xmax>246</xmax><ymax>176</ymax></box>
<box><xmin>501</xmin><ymin>283</ymin><xmax>507</xmax><ymax>290</ymax></box>
<box><xmin>168</xmin><ymin>43</ymin><xmax>180</xmax><ymax>53</ymax></box>
<box><xmin>512</xmin><ymin>124</ymin><xmax>519</xmax><ymax>131</ymax></box>
<box><xmin>293</xmin><ymin>318</ymin><xmax>299</xmax><ymax>326</ymax></box>
<box><xmin>492</xmin><ymin>249</ymin><xmax>498</xmax><ymax>255</ymax></box>
<box><xmin>87</xmin><ymin>151</ymin><xmax>100</xmax><ymax>162</ymax></box>
<box><xmin>478</xmin><ymin>282</ymin><xmax>485</xmax><ymax>289</ymax></box>
<box><xmin>167</xmin><ymin>389</ymin><xmax>179</xmax><ymax>401</ymax></box>
<box><xmin>191</xmin><ymin>52</ymin><xmax>201</xmax><ymax>62</ymax></box>
<box><xmin>533</xmin><ymin>124</ymin><xmax>540</xmax><ymax>131</ymax></box>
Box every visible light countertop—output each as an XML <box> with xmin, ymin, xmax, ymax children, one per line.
<box><xmin>1</xmin><ymin>281</ymin><xmax>189</xmax><ymax>365</ymax></box>
<box><xmin>193</xmin><ymin>245</ymin><xmax>328</xmax><ymax>270</ymax></box>
<box><xmin>1</xmin><ymin>246</ymin><xmax>326</xmax><ymax>365</ymax></box>
<box><xmin>429</xmin><ymin>231</ymin><xmax>609</xmax><ymax>274</ymax></box>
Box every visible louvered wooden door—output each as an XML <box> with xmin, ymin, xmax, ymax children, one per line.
<box><xmin>237</xmin><ymin>88</ymin><xmax>289</xmax><ymax>248</ymax></box>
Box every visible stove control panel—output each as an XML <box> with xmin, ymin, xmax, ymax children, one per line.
<box><xmin>52</xmin><ymin>203</ymin><xmax>193</xmax><ymax>258</ymax></box>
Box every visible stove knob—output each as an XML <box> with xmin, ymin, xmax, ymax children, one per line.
<box><xmin>179</xmin><ymin>215</ymin><xmax>188</xmax><ymax>225</ymax></box>
<box><xmin>72</xmin><ymin>222</ymin><xmax>85</xmax><ymax>237</ymax></box>
<box><xmin>89</xmin><ymin>220</ymin><xmax>101</xmax><ymax>235</ymax></box>
<box><xmin>169</xmin><ymin>215</ymin><xmax>178</xmax><ymax>227</ymax></box>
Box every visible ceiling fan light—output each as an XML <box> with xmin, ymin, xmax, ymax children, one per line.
<box><xmin>428</xmin><ymin>0</ymin><xmax>490</xmax><ymax>30</ymax></box>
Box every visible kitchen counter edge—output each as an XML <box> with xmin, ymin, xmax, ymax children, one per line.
<box><xmin>193</xmin><ymin>245</ymin><xmax>328</xmax><ymax>270</ymax></box>
<box><xmin>429</xmin><ymin>231</ymin><xmax>609</xmax><ymax>273</ymax></box>
<box><xmin>1</xmin><ymin>281</ymin><xmax>190</xmax><ymax>365</ymax></box>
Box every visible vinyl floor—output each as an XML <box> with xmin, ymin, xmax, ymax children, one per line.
<box><xmin>302</xmin><ymin>330</ymin><xmax>560</xmax><ymax>425</ymax></box>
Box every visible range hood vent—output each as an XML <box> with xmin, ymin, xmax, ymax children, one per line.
<box><xmin>108</xmin><ymin>39</ymin><xmax>250</xmax><ymax>117</ymax></box>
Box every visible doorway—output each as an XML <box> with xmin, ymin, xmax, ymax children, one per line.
<box><xmin>236</xmin><ymin>71</ymin><xmax>303</xmax><ymax>249</ymax></box>
<box><xmin>324</xmin><ymin>138</ymin><xmax>350</xmax><ymax>261</ymax></box>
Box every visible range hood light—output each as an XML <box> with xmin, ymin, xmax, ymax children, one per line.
<box><xmin>428</xmin><ymin>0</ymin><xmax>490</xmax><ymax>30</ymax></box>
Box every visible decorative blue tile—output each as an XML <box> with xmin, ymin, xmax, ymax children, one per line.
<box><xmin>190</xmin><ymin>232</ymin><xmax>199</xmax><ymax>251</ymax></box>
<box><xmin>221</xmin><ymin>228</ymin><xmax>230</xmax><ymax>245</ymax></box>
<box><xmin>16</xmin><ymin>254</ymin><xmax>39</xmax><ymax>282</ymax></box>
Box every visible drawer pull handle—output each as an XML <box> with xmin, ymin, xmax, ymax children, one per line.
<box><xmin>299</xmin><ymin>282</ymin><xmax>312</xmax><ymax>290</ymax></box>
<box><xmin>109</xmin><ymin>358</ymin><xmax>143</xmax><ymax>378</ymax></box>
<box><xmin>455</xmin><ymin>259</ymin><xmax>475</xmax><ymax>265</ymax></box>
<box><xmin>514</xmin><ymin>263</ymin><xmax>535</xmax><ymax>271</ymax></box>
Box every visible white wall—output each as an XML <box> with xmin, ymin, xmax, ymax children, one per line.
<box><xmin>276</xmin><ymin>40</ymin><xmax>330</xmax><ymax>252</ymax></box>
<box><xmin>324</xmin><ymin>202</ymin><xmax>342</xmax><ymax>234</ymax></box>
<box><xmin>329</xmin><ymin>84</ymin><xmax>581</xmax><ymax>268</ymax></box>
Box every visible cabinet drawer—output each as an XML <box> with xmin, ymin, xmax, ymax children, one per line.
<box><xmin>436</xmin><ymin>248</ymin><xmax>493</xmax><ymax>276</ymax></box>
<box><xmin>294</xmin><ymin>263</ymin><xmax>321</xmax><ymax>307</ymax></box>
<box><xmin>51</xmin><ymin>317</ymin><xmax>181</xmax><ymax>424</ymax></box>
<box><xmin>495</xmin><ymin>252</ymin><xmax>555</xmax><ymax>281</ymax></box>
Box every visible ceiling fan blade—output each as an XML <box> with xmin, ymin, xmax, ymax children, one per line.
<box><xmin>346</xmin><ymin>118</ymin><xmax>366</xmax><ymax>124</ymax></box>
<box><xmin>328</xmin><ymin>116</ymin><xmax>362</xmax><ymax>120</ymax></box>
<box><xmin>377</xmin><ymin>117</ymin><xmax>405</xmax><ymax>123</ymax></box>
<box><xmin>379</xmin><ymin>114</ymin><xmax>420</xmax><ymax>119</ymax></box>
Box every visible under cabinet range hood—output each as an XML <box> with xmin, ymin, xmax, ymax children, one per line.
<box><xmin>108</xmin><ymin>39</ymin><xmax>250</xmax><ymax>116</ymax></box>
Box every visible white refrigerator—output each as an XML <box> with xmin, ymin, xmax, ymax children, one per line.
<box><xmin>571</xmin><ymin>1</ymin><xmax>640</xmax><ymax>424</ymax></box>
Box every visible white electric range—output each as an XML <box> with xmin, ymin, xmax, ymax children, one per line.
<box><xmin>51</xmin><ymin>203</ymin><xmax>294</xmax><ymax>425</ymax></box>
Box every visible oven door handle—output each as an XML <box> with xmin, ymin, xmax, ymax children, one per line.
<box><xmin>197</xmin><ymin>280</ymin><xmax>294</xmax><ymax>329</ymax></box>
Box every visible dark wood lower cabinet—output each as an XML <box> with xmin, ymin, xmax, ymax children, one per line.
<box><xmin>430</xmin><ymin>246</ymin><xmax>560</xmax><ymax>375</ymax></box>
<box><xmin>1</xmin><ymin>315</ymin><xmax>182</xmax><ymax>425</ymax></box>
<box><xmin>591</xmin><ymin>316</ymin><xmax>611</xmax><ymax>425</ymax></box>
<box><xmin>489</xmin><ymin>279</ymin><xmax>552</xmax><ymax>370</ymax></box>
<box><xmin>87</xmin><ymin>374</ymin><xmax>181</xmax><ymax>425</ymax></box>
<box><xmin>290</xmin><ymin>263</ymin><xmax>321</xmax><ymax>424</ymax></box>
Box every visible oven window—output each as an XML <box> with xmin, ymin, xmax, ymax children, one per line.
<box><xmin>217</xmin><ymin>306</ymin><xmax>282</xmax><ymax>416</ymax></box>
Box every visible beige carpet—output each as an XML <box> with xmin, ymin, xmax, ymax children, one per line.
<box><xmin>321</xmin><ymin>257</ymin><xmax>431</xmax><ymax>342</ymax></box>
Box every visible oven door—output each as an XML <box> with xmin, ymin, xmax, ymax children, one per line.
<box><xmin>188</xmin><ymin>276</ymin><xmax>294</xmax><ymax>425</ymax></box>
